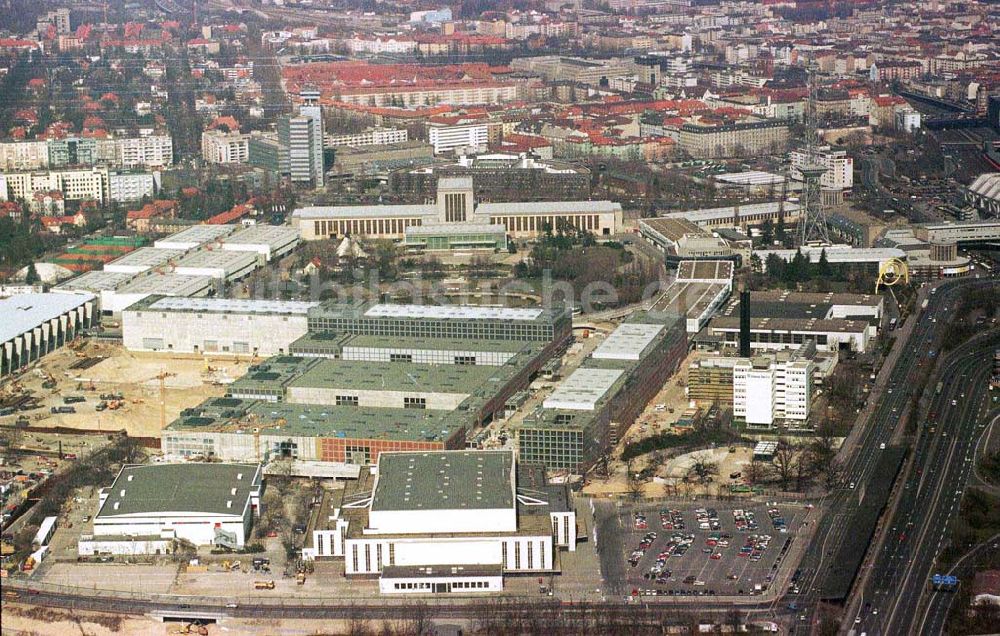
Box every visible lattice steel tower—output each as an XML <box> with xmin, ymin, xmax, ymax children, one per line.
<box><xmin>796</xmin><ymin>66</ymin><xmax>832</xmax><ymax>246</ymax></box>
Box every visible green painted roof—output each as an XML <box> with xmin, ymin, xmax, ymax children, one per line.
<box><xmin>371</xmin><ymin>451</ymin><xmax>514</xmax><ymax>512</ymax></box>
<box><xmin>96</xmin><ymin>463</ymin><xmax>261</xmax><ymax>518</ymax></box>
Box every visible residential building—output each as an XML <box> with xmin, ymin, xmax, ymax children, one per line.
<box><xmin>202</xmin><ymin>129</ymin><xmax>250</xmax><ymax>164</ymax></box>
<box><xmin>790</xmin><ymin>145</ymin><xmax>853</xmax><ymax>191</ymax></box>
<box><xmin>327</xmin><ymin>127</ymin><xmax>408</xmax><ymax>148</ymax></box>
<box><xmin>428</xmin><ymin>123</ymin><xmax>489</xmax><ymax>155</ymax></box>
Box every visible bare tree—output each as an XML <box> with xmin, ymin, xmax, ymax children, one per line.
<box><xmin>773</xmin><ymin>440</ymin><xmax>798</xmax><ymax>490</ymax></box>
<box><xmin>687</xmin><ymin>453</ymin><xmax>719</xmax><ymax>484</ymax></box>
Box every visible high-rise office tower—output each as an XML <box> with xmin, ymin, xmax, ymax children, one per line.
<box><xmin>278</xmin><ymin>105</ymin><xmax>324</xmax><ymax>188</ymax></box>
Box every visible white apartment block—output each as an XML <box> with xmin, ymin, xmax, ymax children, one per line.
<box><xmin>116</xmin><ymin>135</ymin><xmax>174</xmax><ymax>169</ymax></box>
<box><xmin>790</xmin><ymin>145</ymin><xmax>853</xmax><ymax>191</ymax></box>
<box><xmin>0</xmin><ymin>141</ymin><xmax>49</xmax><ymax>171</ymax></box>
<box><xmin>429</xmin><ymin>124</ymin><xmax>489</xmax><ymax>155</ymax></box>
<box><xmin>1</xmin><ymin>168</ymin><xmax>106</xmax><ymax>203</ymax></box>
<box><xmin>108</xmin><ymin>171</ymin><xmax>158</xmax><ymax>202</ymax></box>
<box><xmin>202</xmin><ymin>130</ymin><xmax>250</xmax><ymax>164</ymax></box>
<box><xmin>327</xmin><ymin>128</ymin><xmax>408</xmax><ymax>148</ymax></box>
<box><xmin>733</xmin><ymin>356</ymin><xmax>813</xmax><ymax>427</ymax></box>
<box><xmin>335</xmin><ymin>84</ymin><xmax>517</xmax><ymax>108</ymax></box>
<box><xmin>347</xmin><ymin>36</ymin><xmax>417</xmax><ymax>55</ymax></box>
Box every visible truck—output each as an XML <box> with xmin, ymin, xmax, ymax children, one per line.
<box><xmin>254</xmin><ymin>580</ymin><xmax>275</xmax><ymax>590</ymax></box>
<box><xmin>921</xmin><ymin>298</ymin><xmax>929</xmax><ymax>309</ymax></box>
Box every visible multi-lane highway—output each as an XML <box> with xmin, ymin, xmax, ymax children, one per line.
<box><xmin>789</xmin><ymin>277</ymin><xmax>999</xmax><ymax>634</ymax></box>
<box><xmin>857</xmin><ymin>330</ymin><xmax>999</xmax><ymax>635</ymax></box>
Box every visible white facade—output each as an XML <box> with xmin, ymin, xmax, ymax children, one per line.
<box><xmin>202</xmin><ymin>130</ymin><xmax>250</xmax><ymax>164</ymax></box>
<box><xmin>429</xmin><ymin>124</ymin><xmax>489</xmax><ymax>155</ymax></box>
<box><xmin>327</xmin><ymin>127</ymin><xmax>408</xmax><ymax>148</ymax></box>
<box><xmin>87</xmin><ymin>464</ymin><xmax>262</xmax><ymax>555</ymax></box>
<box><xmin>0</xmin><ymin>140</ymin><xmax>49</xmax><ymax>171</ymax></box>
<box><xmin>116</xmin><ymin>135</ymin><xmax>174</xmax><ymax>169</ymax></box>
<box><xmin>733</xmin><ymin>357</ymin><xmax>813</xmax><ymax>427</ymax></box>
<box><xmin>895</xmin><ymin>109</ymin><xmax>921</xmax><ymax>133</ymax></box>
<box><xmin>340</xmin><ymin>345</ymin><xmax>515</xmax><ymax>366</ymax></box>
<box><xmin>790</xmin><ymin>145</ymin><xmax>853</xmax><ymax>191</ymax></box>
<box><xmin>280</xmin><ymin>106</ymin><xmax>325</xmax><ymax>186</ymax></box>
<box><xmin>122</xmin><ymin>297</ymin><xmax>317</xmax><ymax>356</ymax></box>
<box><xmin>108</xmin><ymin>171</ymin><xmax>157</xmax><ymax>202</ymax></box>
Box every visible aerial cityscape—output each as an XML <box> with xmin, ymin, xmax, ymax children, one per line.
<box><xmin>0</xmin><ymin>0</ymin><xmax>998</xmax><ymax>634</ymax></box>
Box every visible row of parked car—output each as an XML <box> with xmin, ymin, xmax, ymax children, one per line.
<box><xmin>733</xmin><ymin>509</ymin><xmax>759</xmax><ymax>532</ymax></box>
<box><xmin>695</xmin><ymin>507</ymin><xmax>721</xmax><ymax>531</ymax></box>
<box><xmin>738</xmin><ymin>534</ymin><xmax>772</xmax><ymax>562</ymax></box>
<box><xmin>766</xmin><ymin>508</ymin><xmax>790</xmax><ymax>533</ymax></box>
<box><xmin>659</xmin><ymin>509</ymin><xmax>685</xmax><ymax>530</ymax></box>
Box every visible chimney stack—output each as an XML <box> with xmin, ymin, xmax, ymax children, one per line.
<box><xmin>739</xmin><ymin>289</ymin><xmax>751</xmax><ymax>357</ymax></box>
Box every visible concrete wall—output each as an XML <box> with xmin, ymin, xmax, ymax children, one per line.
<box><xmin>367</xmin><ymin>507</ymin><xmax>516</xmax><ymax>535</ymax></box>
<box><xmin>122</xmin><ymin>310</ymin><xmax>309</xmax><ymax>356</ymax></box>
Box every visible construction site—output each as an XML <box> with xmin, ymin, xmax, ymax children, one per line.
<box><xmin>1</xmin><ymin>340</ymin><xmax>250</xmax><ymax>440</ymax></box>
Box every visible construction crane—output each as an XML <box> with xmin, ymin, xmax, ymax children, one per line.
<box><xmin>154</xmin><ymin>370</ymin><xmax>177</xmax><ymax>431</ymax></box>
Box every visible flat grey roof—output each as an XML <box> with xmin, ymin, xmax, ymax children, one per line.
<box><xmin>666</xmin><ymin>201</ymin><xmax>801</xmax><ymax>223</ymax></box>
<box><xmin>173</xmin><ymin>249</ymin><xmax>258</xmax><ymax>270</ymax></box>
<box><xmin>55</xmin><ymin>271</ymin><xmax>135</xmax><ymax>291</ymax></box>
<box><xmin>591</xmin><ymin>323</ymin><xmax>664</xmax><ymax>361</ymax></box>
<box><xmin>116</xmin><ymin>273</ymin><xmax>215</xmax><ymax>296</ymax></box>
<box><xmin>371</xmin><ymin>451</ymin><xmax>514</xmax><ymax>512</ymax></box>
<box><xmin>153</xmin><ymin>224</ymin><xmax>236</xmax><ymax>247</ymax></box>
<box><xmin>97</xmin><ymin>463</ymin><xmax>260</xmax><ymax>518</ymax></box>
<box><xmin>364</xmin><ymin>303</ymin><xmax>543</xmax><ymax>321</ymax></box>
<box><xmin>542</xmin><ymin>367</ymin><xmax>623</xmax><ymax>411</ymax></box>
<box><xmin>105</xmin><ymin>247</ymin><xmax>187</xmax><ymax>269</ymax></box>
<box><xmin>223</xmin><ymin>225</ymin><xmax>300</xmax><ymax>248</ymax></box>
<box><xmin>0</xmin><ymin>292</ymin><xmax>95</xmax><ymax>344</ymax></box>
<box><xmin>143</xmin><ymin>296</ymin><xmax>317</xmax><ymax>315</ymax></box>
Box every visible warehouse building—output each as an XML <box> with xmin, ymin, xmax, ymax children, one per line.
<box><xmin>79</xmin><ymin>463</ymin><xmax>262</xmax><ymax>556</ymax></box>
<box><xmin>162</xmin><ymin>397</ymin><xmax>471</xmax><ymax>464</ymax></box>
<box><xmin>171</xmin><ymin>249</ymin><xmax>258</xmax><ymax>282</ymax></box>
<box><xmin>223</xmin><ymin>341</ymin><xmax>547</xmax><ymax>425</ymax></box>
<box><xmin>639</xmin><ymin>218</ymin><xmax>742</xmax><ymax>263</ymax></box>
<box><xmin>55</xmin><ymin>270</ymin><xmax>215</xmax><ymax>316</ymax></box>
<box><xmin>516</xmin><ymin>313</ymin><xmax>687</xmax><ymax>472</ymax></box>
<box><xmin>307</xmin><ymin>301</ymin><xmax>571</xmax><ymax>349</ymax></box>
<box><xmin>664</xmin><ymin>201</ymin><xmax>802</xmax><ymax>231</ymax></box>
<box><xmin>153</xmin><ymin>224</ymin><xmax>236</xmax><ymax>250</ymax></box>
<box><xmin>1</xmin><ymin>292</ymin><xmax>96</xmax><ymax>379</ymax></box>
<box><xmin>219</xmin><ymin>225</ymin><xmax>301</xmax><ymax>263</ymax></box>
<box><xmin>122</xmin><ymin>296</ymin><xmax>318</xmax><ymax>356</ymax></box>
<box><xmin>302</xmin><ymin>450</ymin><xmax>577</xmax><ymax>594</ymax></box>
<box><xmin>292</xmin><ymin>333</ymin><xmax>531</xmax><ymax>366</ymax></box>
<box><xmin>292</xmin><ymin>177</ymin><xmax>622</xmax><ymax>242</ymax></box>
<box><xmin>702</xmin><ymin>290</ymin><xmax>882</xmax><ymax>353</ymax></box>
<box><xmin>104</xmin><ymin>247</ymin><xmax>186</xmax><ymax>274</ymax></box>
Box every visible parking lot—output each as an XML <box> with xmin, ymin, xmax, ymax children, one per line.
<box><xmin>616</xmin><ymin>503</ymin><xmax>806</xmax><ymax>598</ymax></box>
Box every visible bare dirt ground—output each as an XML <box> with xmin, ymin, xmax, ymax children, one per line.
<box><xmin>0</xmin><ymin>605</ymin><xmax>382</xmax><ymax>636</ymax></box>
<box><xmin>16</xmin><ymin>343</ymin><xmax>249</xmax><ymax>438</ymax></box>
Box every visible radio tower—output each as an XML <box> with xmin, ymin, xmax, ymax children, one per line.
<box><xmin>797</xmin><ymin>65</ymin><xmax>831</xmax><ymax>246</ymax></box>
